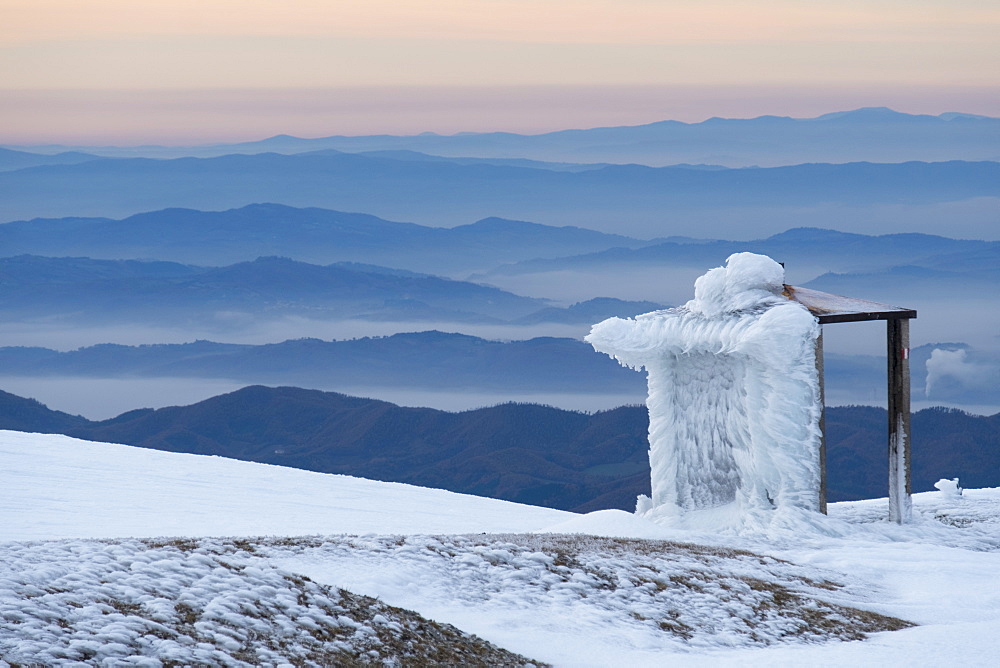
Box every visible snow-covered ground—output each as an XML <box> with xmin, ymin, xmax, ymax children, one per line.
<box><xmin>2</xmin><ymin>431</ymin><xmax>999</xmax><ymax>666</ymax></box>
<box><xmin>0</xmin><ymin>430</ymin><xmax>568</xmax><ymax>541</ymax></box>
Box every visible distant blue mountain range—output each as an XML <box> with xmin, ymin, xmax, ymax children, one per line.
<box><xmin>0</xmin><ymin>331</ymin><xmax>994</xmax><ymax>406</ymax></box>
<box><xmin>0</xmin><ymin>204</ymin><xmax>651</xmax><ymax>273</ymax></box>
<box><xmin>0</xmin><ymin>254</ymin><xmax>671</xmax><ymax>326</ymax></box>
<box><xmin>479</xmin><ymin>226</ymin><xmax>1000</xmax><ymax>280</ymax></box>
<box><xmin>4</xmin><ymin>204</ymin><xmax>997</xmax><ymax>279</ymax></box>
<box><xmin>0</xmin><ymin>146</ymin><xmax>996</xmax><ymax>236</ymax></box>
<box><xmin>0</xmin><ymin>332</ymin><xmax>645</xmax><ymax>394</ymax></box>
<box><xmin>6</xmin><ymin>108</ymin><xmax>998</xmax><ymax>167</ymax></box>
<box><xmin>2</xmin><ymin>110</ymin><xmax>996</xmax><ymax>496</ymax></box>
<box><xmin>0</xmin><ymin>147</ymin><xmax>101</xmax><ymax>171</ymax></box>
<box><xmin>3</xmin><ymin>207</ymin><xmax>996</xmax><ymax>329</ymax></box>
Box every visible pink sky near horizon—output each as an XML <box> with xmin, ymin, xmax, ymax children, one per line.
<box><xmin>1</xmin><ymin>0</ymin><xmax>998</xmax><ymax>145</ymax></box>
<box><xmin>4</xmin><ymin>84</ymin><xmax>999</xmax><ymax>147</ymax></box>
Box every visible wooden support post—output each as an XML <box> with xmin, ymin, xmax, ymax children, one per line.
<box><xmin>887</xmin><ymin>318</ymin><xmax>912</xmax><ymax>523</ymax></box>
<box><xmin>816</xmin><ymin>329</ymin><xmax>827</xmax><ymax>515</ymax></box>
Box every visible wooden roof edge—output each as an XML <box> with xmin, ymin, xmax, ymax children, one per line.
<box><xmin>783</xmin><ymin>284</ymin><xmax>917</xmax><ymax>324</ymax></box>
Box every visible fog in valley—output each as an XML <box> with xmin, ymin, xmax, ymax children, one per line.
<box><xmin>0</xmin><ymin>318</ymin><xmax>591</xmax><ymax>353</ymax></box>
<box><xmin>3</xmin><ymin>275</ymin><xmax>996</xmax><ymax>421</ymax></box>
<box><xmin>2</xmin><ymin>111</ymin><xmax>997</xmax><ymax>422</ymax></box>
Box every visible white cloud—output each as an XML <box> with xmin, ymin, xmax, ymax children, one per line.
<box><xmin>925</xmin><ymin>348</ymin><xmax>997</xmax><ymax>397</ymax></box>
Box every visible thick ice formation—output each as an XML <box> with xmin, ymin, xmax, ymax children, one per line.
<box><xmin>587</xmin><ymin>252</ymin><xmax>822</xmax><ymax>530</ymax></box>
<box><xmin>934</xmin><ymin>477</ymin><xmax>963</xmax><ymax>498</ymax></box>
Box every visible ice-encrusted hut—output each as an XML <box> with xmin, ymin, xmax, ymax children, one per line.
<box><xmin>587</xmin><ymin>253</ymin><xmax>822</xmax><ymax>530</ymax></box>
<box><xmin>588</xmin><ymin>252</ymin><xmax>917</xmax><ymax>530</ymax></box>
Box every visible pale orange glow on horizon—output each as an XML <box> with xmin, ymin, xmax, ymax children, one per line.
<box><xmin>1</xmin><ymin>0</ymin><xmax>997</xmax><ymax>143</ymax></box>
<box><xmin>3</xmin><ymin>1</ymin><xmax>996</xmax><ymax>46</ymax></box>
<box><xmin>3</xmin><ymin>83</ymin><xmax>998</xmax><ymax>146</ymax></box>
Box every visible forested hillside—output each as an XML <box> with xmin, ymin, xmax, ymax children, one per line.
<box><xmin>2</xmin><ymin>387</ymin><xmax>994</xmax><ymax>511</ymax></box>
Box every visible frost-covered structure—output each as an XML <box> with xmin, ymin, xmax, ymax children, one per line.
<box><xmin>587</xmin><ymin>253</ymin><xmax>822</xmax><ymax>530</ymax></box>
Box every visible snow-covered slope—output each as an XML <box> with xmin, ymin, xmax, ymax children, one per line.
<box><xmin>2</xmin><ymin>431</ymin><xmax>999</xmax><ymax>666</ymax></box>
<box><xmin>0</xmin><ymin>430</ymin><xmax>570</xmax><ymax>541</ymax></box>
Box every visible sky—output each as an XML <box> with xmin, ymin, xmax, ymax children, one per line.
<box><xmin>1</xmin><ymin>0</ymin><xmax>999</xmax><ymax>144</ymax></box>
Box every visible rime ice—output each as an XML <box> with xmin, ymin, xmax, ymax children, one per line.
<box><xmin>934</xmin><ymin>477</ymin><xmax>963</xmax><ymax>497</ymax></box>
<box><xmin>586</xmin><ymin>252</ymin><xmax>822</xmax><ymax>530</ymax></box>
